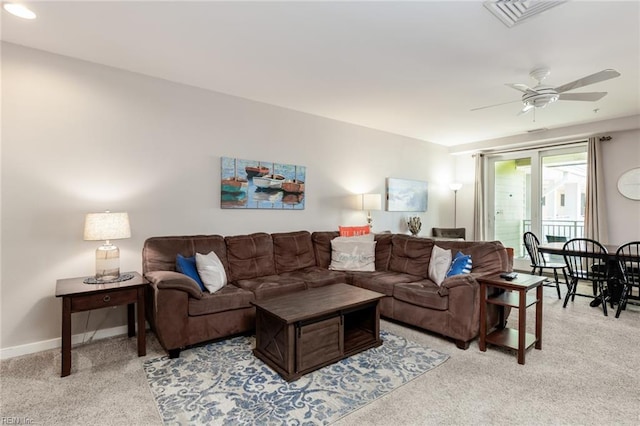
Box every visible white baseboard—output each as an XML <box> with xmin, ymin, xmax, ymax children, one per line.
<box><xmin>0</xmin><ymin>324</ymin><xmax>136</xmax><ymax>360</ymax></box>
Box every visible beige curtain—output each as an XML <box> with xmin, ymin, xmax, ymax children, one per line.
<box><xmin>473</xmin><ymin>153</ymin><xmax>485</xmax><ymax>241</ymax></box>
<box><xmin>584</xmin><ymin>137</ymin><xmax>609</xmax><ymax>243</ymax></box>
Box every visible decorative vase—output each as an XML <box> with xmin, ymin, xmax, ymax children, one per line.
<box><xmin>407</xmin><ymin>216</ymin><xmax>422</xmax><ymax>236</ymax></box>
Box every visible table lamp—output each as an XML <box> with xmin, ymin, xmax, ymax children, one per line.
<box><xmin>362</xmin><ymin>193</ymin><xmax>382</xmax><ymax>229</ymax></box>
<box><xmin>83</xmin><ymin>211</ymin><xmax>131</xmax><ymax>282</ymax></box>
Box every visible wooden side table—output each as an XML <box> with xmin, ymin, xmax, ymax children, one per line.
<box><xmin>478</xmin><ymin>273</ymin><xmax>546</xmax><ymax>365</ymax></box>
<box><xmin>55</xmin><ymin>271</ymin><xmax>148</xmax><ymax>377</ymax></box>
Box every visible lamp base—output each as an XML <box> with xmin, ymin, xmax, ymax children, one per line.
<box><xmin>84</xmin><ymin>273</ymin><xmax>134</xmax><ymax>285</ymax></box>
<box><xmin>95</xmin><ymin>243</ymin><xmax>120</xmax><ymax>282</ymax></box>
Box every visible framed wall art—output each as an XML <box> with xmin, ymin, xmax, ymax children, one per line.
<box><xmin>221</xmin><ymin>157</ymin><xmax>306</xmax><ymax>209</ymax></box>
<box><xmin>386</xmin><ymin>177</ymin><xmax>428</xmax><ymax>212</ymax></box>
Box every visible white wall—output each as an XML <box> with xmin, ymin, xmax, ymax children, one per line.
<box><xmin>601</xmin><ymin>129</ymin><xmax>640</xmax><ymax>244</ymax></box>
<box><xmin>1</xmin><ymin>43</ymin><xmax>455</xmax><ymax>354</ymax></box>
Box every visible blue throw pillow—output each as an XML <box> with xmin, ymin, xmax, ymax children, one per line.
<box><xmin>176</xmin><ymin>254</ymin><xmax>206</xmax><ymax>291</ymax></box>
<box><xmin>446</xmin><ymin>251</ymin><xmax>472</xmax><ymax>277</ymax></box>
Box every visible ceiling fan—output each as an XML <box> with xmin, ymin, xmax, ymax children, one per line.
<box><xmin>472</xmin><ymin>67</ymin><xmax>621</xmax><ymax>115</ymax></box>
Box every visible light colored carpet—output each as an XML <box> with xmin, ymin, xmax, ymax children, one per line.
<box><xmin>1</xmin><ymin>285</ymin><xmax>639</xmax><ymax>425</ymax></box>
<box><xmin>143</xmin><ymin>331</ymin><xmax>448</xmax><ymax>425</ymax></box>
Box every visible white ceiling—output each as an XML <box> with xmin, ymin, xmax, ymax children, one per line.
<box><xmin>2</xmin><ymin>1</ymin><xmax>639</xmax><ymax>147</ymax></box>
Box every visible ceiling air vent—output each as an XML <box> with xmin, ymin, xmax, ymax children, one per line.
<box><xmin>483</xmin><ymin>1</ymin><xmax>567</xmax><ymax>28</ymax></box>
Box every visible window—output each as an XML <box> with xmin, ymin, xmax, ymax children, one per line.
<box><xmin>487</xmin><ymin>144</ymin><xmax>587</xmax><ymax>268</ymax></box>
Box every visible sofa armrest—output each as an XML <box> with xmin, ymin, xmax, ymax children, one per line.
<box><xmin>438</xmin><ymin>273</ymin><xmax>477</xmax><ymax>296</ymax></box>
<box><xmin>145</xmin><ymin>270</ymin><xmax>203</xmax><ymax>299</ymax></box>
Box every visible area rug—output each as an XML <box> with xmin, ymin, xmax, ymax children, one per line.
<box><xmin>143</xmin><ymin>330</ymin><xmax>449</xmax><ymax>425</ymax></box>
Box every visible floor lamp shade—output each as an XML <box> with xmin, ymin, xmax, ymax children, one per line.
<box><xmin>83</xmin><ymin>212</ymin><xmax>131</xmax><ymax>281</ymax></box>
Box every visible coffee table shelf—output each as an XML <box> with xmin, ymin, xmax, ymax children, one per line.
<box><xmin>345</xmin><ymin>326</ymin><xmax>377</xmax><ymax>352</ymax></box>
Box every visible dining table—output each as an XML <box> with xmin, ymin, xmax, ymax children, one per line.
<box><xmin>537</xmin><ymin>242</ymin><xmax>639</xmax><ymax>305</ymax></box>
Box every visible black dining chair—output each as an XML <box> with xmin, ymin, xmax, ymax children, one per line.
<box><xmin>562</xmin><ymin>238</ymin><xmax>610</xmax><ymax>315</ymax></box>
<box><xmin>523</xmin><ymin>232</ymin><xmax>567</xmax><ymax>299</ymax></box>
<box><xmin>615</xmin><ymin>241</ymin><xmax>640</xmax><ymax>318</ymax></box>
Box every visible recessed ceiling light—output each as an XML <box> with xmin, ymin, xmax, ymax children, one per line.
<box><xmin>3</xmin><ymin>3</ymin><xmax>37</xmax><ymax>20</ymax></box>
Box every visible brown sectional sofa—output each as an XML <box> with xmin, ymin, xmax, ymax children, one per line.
<box><xmin>142</xmin><ymin>231</ymin><xmax>512</xmax><ymax>357</ymax></box>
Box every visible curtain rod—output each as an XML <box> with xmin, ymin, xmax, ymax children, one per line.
<box><xmin>472</xmin><ymin>135</ymin><xmax>612</xmax><ymax>156</ymax></box>
<box><xmin>474</xmin><ymin>139</ymin><xmax>586</xmax><ymax>156</ymax></box>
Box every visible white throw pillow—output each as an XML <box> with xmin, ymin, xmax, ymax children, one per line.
<box><xmin>195</xmin><ymin>251</ymin><xmax>227</xmax><ymax>293</ymax></box>
<box><xmin>428</xmin><ymin>245</ymin><xmax>452</xmax><ymax>286</ymax></box>
<box><xmin>329</xmin><ymin>234</ymin><xmax>376</xmax><ymax>271</ymax></box>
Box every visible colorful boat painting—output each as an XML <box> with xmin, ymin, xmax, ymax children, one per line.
<box><xmin>221</xmin><ymin>157</ymin><xmax>306</xmax><ymax>210</ymax></box>
<box><xmin>282</xmin><ymin>179</ymin><xmax>305</xmax><ymax>194</ymax></box>
<box><xmin>221</xmin><ymin>176</ymin><xmax>248</xmax><ymax>193</ymax></box>
<box><xmin>221</xmin><ymin>158</ymin><xmax>248</xmax><ymax>207</ymax></box>
<box><xmin>253</xmin><ymin>174</ymin><xmax>286</xmax><ymax>189</ymax></box>
<box><xmin>245</xmin><ymin>165</ymin><xmax>270</xmax><ymax>178</ymax></box>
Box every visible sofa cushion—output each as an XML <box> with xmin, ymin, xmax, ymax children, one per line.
<box><xmin>389</xmin><ymin>235</ymin><xmax>434</xmax><ymax>278</ymax></box>
<box><xmin>436</xmin><ymin>240</ymin><xmax>509</xmax><ymax>275</ymax></box>
<box><xmin>176</xmin><ymin>254</ymin><xmax>206</xmax><ymax>291</ymax></box>
<box><xmin>446</xmin><ymin>251</ymin><xmax>473</xmax><ymax>277</ymax></box>
<box><xmin>278</xmin><ymin>267</ymin><xmax>347</xmax><ymax>288</ymax></box>
<box><xmin>339</xmin><ymin>225</ymin><xmax>370</xmax><ymax>236</ymax></box>
<box><xmin>374</xmin><ymin>233</ymin><xmax>393</xmax><ymax>271</ymax></box>
<box><xmin>272</xmin><ymin>231</ymin><xmax>317</xmax><ymax>273</ymax></box>
<box><xmin>329</xmin><ymin>234</ymin><xmax>376</xmax><ymax>271</ymax></box>
<box><xmin>311</xmin><ymin>231</ymin><xmax>340</xmax><ymax>269</ymax></box>
<box><xmin>351</xmin><ymin>271</ymin><xmax>423</xmax><ymax>296</ymax></box>
<box><xmin>225</xmin><ymin>233</ymin><xmax>276</xmax><ymax>281</ymax></box>
<box><xmin>188</xmin><ymin>284</ymin><xmax>255</xmax><ymax>316</ymax></box>
<box><xmin>142</xmin><ymin>235</ymin><xmax>228</xmax><ymax>275</ymax></box>
<box><xmin>394</xmin><ymin>281</ymin><xmax>449</xmax><ymax>311</ymax></box>
<box><xmin>196</xmin><ymin>251</ymin><xmax>227</xmax><ymax>293</ymax></box>
<box><xmin>234</xmin><ymin>275</ymin><xmax>306</xmax><ymax>300</ymax></box>
<box><xmin>311</xmin><ymin>231</ymin><xmax>392</xmax><ymax>271</ymax></box>
<box><xmin>429</xmin><ymin>245</ymin><xmax>452</xmax><ymax>286</ymax></box>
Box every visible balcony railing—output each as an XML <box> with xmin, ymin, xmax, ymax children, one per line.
<box><xmin>522</xmin><ymin>219</ymin><xmax>584</xmax><ymax>242</ymax></box>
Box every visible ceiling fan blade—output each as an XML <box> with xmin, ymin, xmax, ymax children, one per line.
<box><xmin>470</xmin><ymin>99</ymin><xmax>522</xmax><ymax>111</ymax></box>
<box><xmin>554</xmin><ymin>69</ymin><xmax>621</xmax><ymax>94</ymax></box>
<box><xmin>517</xmin><ymin>104</ymin><xmax>534</xmax><ymax>116</ymax></box>
<box><xmin>559</xmin><ymin>92</ymin><xmax>608</xmax><ymax>102</ymax></box>
<box><xmin>505</xmin><ymin>83</ymin><xmax>537</xmax><ymax>94</ymax></box>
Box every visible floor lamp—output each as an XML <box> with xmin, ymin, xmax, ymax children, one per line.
<box><xmin>449</xmin><ymin>183</ymin><xmax>462</xmax><ymax>228</ymax></box>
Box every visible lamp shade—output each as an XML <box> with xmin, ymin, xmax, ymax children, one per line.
<box><xmin>362</xmin><ymin>193</ymin><xmax>382</xmax><ymax>211</ymax></box>
<box><xmin>449</xmin><ymin>182</ymin><xmax>463</xmax><ymax>191</ymax></box>
<box><xmin>83</xmin><ymin>212</ymin><xmax>131</xmax><ymax>241</ymax></box>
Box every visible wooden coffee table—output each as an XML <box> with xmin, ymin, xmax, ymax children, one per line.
<box><xmin>252</xmin><ymin>283</ymin><xmax>384</xmax><ymax>381</ymax></box>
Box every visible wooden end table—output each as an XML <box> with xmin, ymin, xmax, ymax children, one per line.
<box><xmin>55</xmin><ymin>271</ymin><xmax>148</xmax><ymax>377</ymax></box>
<box><xmin>478</xmin><ymin>273</ymin><xmax>546</xmax><ymax>365</ymax></box>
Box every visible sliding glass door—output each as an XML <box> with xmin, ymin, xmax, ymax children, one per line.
<box><xmin>487</xmin><ymin>145</ymin><xmax>586</xmax><ymax>270</ymax></box>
